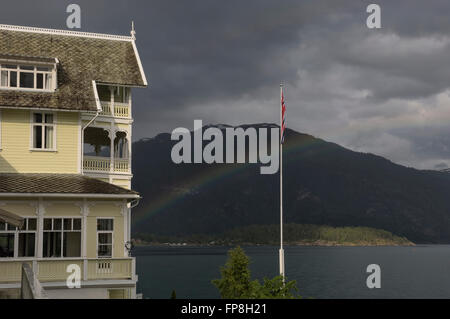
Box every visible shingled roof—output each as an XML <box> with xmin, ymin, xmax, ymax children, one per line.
<box><xmin>0</xmin><ymin>24</ymin><xmax>147</xmax><ymax>112</ymax></box>
<box><xmin>0</xmin><ymin>173</ymin><xmax>139</xmax><ymax>198</ymax></box>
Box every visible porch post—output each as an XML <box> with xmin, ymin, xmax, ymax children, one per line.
<box><xmin>109</xmin><ymin>128</ymin><xmax>115</xmax><ymax>175</ymax></box>
<box><xmin>36</xmin><ymin>198</ymin><xmax>44</xmax><ymax>258</ymax></box>
<box><xmin>81</xmin><ymin>199</ymin><xmax>88</xmax><ymax>258</ymax></box>
<box><xmin>122</xmin><ymin>200</ymin><xmax>128</xmax><ymax>257</ymax></box>
<box><xmin>110</xmin><ymin>86</ymin><xmax>116</xmax><ymax>177</ymax></box>
<box><xmin>82</xmin><ymin>199</ymin><xmax>89</xmax><ymax>281</ymax></box>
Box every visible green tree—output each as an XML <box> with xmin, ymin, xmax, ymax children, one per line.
<box><xmin>250</xmin><ymin>276</ymin><xmax>299</xmax><ymax>299</ymax></box>
<box><xmin>212</xmin><ymin>247</ymin><xmax>301</xmax><ymax>299</ymax></box>
<box><xmin>212</xmin><ymin>246</ymin><xmax>254</xmax><ymax>298</ymax></box>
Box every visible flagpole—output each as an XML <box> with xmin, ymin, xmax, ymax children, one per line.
<box><xmin>279</xmin><ymin>83</ymin><xmax>285</xmax><ymax>284</ymax></box>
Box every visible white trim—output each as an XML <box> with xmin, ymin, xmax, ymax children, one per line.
<box><xmin>0</xmin><ymin>24</ymin><xmax>133</xmax><ymax>42</ymax></box>
<box><xmin>127</xmin><ymin>207</ymin><xmax>131</xmax><ymax>242</ymax></box>
<box><xmin>81</xmin><ymin>114</ymin><xmax>134</xmax><ymax>125</ymax></box>
<box><xmin>110</xmin><ymin>122</ymin><xmax>114</xmax><ymax>174</ymax></box>
<box><xmin>122</xmin><ymin>201</ymin><xmax>128</xmax><ymax>257</ymax></box>
<box><xmin>0</xmin><ymin>216</ymin><xmax>38</xmax><ymax>258</ymax></box>
<box><xmin>80</xmin><ymin>81</ymin><xmax>102</xmax><ymax>174</ymax></box>
<box><xmin>96</xmin><ymin>217</ymin><xmax>114</xmax><ymax>259</ymax></box>
<box><xmin>43</xmin><ymin>278</ymin><xmax>137</xmax><ymax>288</ymax></box>
<box><xmin>0</xmin><ymin>87</ymin><xmax>54</xmax><ymax>93</ymax></box>
<box><xmin>0</xmin><ymin>256</ymin><xmax>132</xmax><ymax>262</ymax></box>
<box><xmin>129</xmin><ymin>119</ymin><xmax>133</xmax><ymax>174</ymax></box>
<box><xmin>37</xmin><ymin>199</ymin><xmax>44</xmax><ymax>258</ymax></box>
<box><xmin>0</xmin><ymin>279</ymin><xmax>137</xmax><ymax>290</ymax></box>
<box><xmin>81</xmin><ymin>199</ymin><xmax>88</xmax><ymax>259</ymax></box>
<box><xmin>29</xmin><ymin>149</ymin><xmax>57</xmax><ymax>153</ymax></box>
<box><xmin>77</xmin><ymin>115</ymin><xmax>82</xmax><ymax>173</ymax></box>
<box><xmin>41</xmin><ymin>216</ymin><xmax>82</xmax><ymax>258</ymax></box>
<box><xmin>0</xmin><ymin>200</ymin><xmax>39</xmax><ymax>206</ymax></box>
<box><xmin>92</xmin><ymin>81</ymin><xmax>102</xmax><ymax>112</ymax></box>
<box><xmin>131</xmin><ymin>40</ymin><xmax>148</xmax><ymax>86</ymax></box>
<box><xmin>29</xmin><ymin>111</ymin><xmax>57</xmax><ymax>152</ymax></box>
<box><xmin>0</xmin><ymin>109</ymin><xmax>2</xmax><ymax>151</ymax></box>
<box><xmin>0</xmin><ymin>57</ymin><xmax>57</xmax><ymax>66</ymax></box>
<box><xmin>85</xmin><ymin>172</ymin><xmax>133</xmax><ymax>178</ymax></box>
<box><xmin>0</xmin><ymin>63</ymin><xmax>57</xmax><ymax>92</ymax></box>
<box><xmin>0</xmin><ymin>193</ymin><xmax>140</xmax><ymax>199</ymax></box>
<box><xmin>0</xmin><ymin>105</ymin><xmax>87</xmax><ymax>113</ymax></box>
<box><xmin>84</xmin><ymin>172</ymin><xmax>133</xmax><ymax>179</ymax></box>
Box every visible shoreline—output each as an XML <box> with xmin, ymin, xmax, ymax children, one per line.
<box><xmin>133</xmin><ymin>240</ymin><xmax>415</xmax><ymax>248</ymax></box>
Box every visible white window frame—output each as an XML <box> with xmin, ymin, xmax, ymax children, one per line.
<box><xmin>0</xmin><ymin>221</ymin><xmax>17</xmax><ymax>258</ymax></box>
<box><xmin>0</xmin><ymin>109</ymin><xmax>2</xmax><ymax>151</ymax></box>
<box><xmin>0</xmin><ymin>217</ymin><xmax>37</xmax><ymax>259</ymax></box>
<box><xmin>42</xmin><ymin>217</ymin><xmax>82</xmax><ymax>259</ymax></box>
<box><xmin>17</xmin><ymin>217</ymin><xmax>38</xmax><ymax>258</ymax></box>
<box><xmin>0</xmin><ymin>63</ymin><xmax>56</xmax><ymax>92</ymax></box>
<box><xmin>114</xmin><ymin>86</ymin><xmax>130</xmax><ymax>104</ymax></box>
<box><xmin>30</xmin><ymin>111</ymin><xmax>57</xmax><ymax>152</ymax></box>
<box><xmin>96</xmin><ymin>217</ymin><xmax>114</xmax><ymax>259</ymax></box>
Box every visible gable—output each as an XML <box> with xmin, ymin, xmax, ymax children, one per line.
<box><xmin>0</xmin><ymin>25</ymin><xmax>147</xmax><ymax>112</ymax></box>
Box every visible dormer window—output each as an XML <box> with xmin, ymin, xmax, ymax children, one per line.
<box><xmin>0</xmin><ymin>64</ymin><xmax>55</xmax><ymax>91</ymax></box>
<box><xmin>97</xmin><ymin>85</ymin><xmax>130</xmax><ymax>103</ymax></box>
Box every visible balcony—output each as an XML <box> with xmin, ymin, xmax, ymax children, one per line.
<box><xmin>83</xmin><ymin>127</ymin><xmax>131</xmax><ymax>175</ymax></box>
<box><xmin>100</xmin><ymin>102</ymin><xmax>130</xmax><ymax>119</ymax></box>
<box><xmin>0</xmin><ymin>258</ymin><xmax>135</xmax><ymax>284</ymax></box>
<box><xmin>83</xmin><ymin>156</ymin><xmax>130</xmax><ymax>174</ymax></box>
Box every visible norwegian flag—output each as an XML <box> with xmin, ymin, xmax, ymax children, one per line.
<box><xmin>281</xmin><ymin>88</ymin><xmax>286</xmax><ymax>144</ymax></box>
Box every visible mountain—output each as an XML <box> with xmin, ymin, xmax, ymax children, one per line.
<box><xmin>131</xmin><ymin>124</ymin><xmax>450</xmax><ymax>244</ymax></box>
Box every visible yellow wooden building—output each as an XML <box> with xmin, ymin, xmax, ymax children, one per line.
<box><xmin>0</xmin><ymin>24</ymin><xmax>147</xmax><ymax>299</ymax></box>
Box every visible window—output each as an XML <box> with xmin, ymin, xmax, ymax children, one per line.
<box><xmin>32</xmin><ymin>112</ymin><xmax>55</xmax><ymax>150</ymax></box>
<box><xmin>0</xmin><ymin>221</ymin><xmax>15</xmax><ymax>258</ymax></box>
<box><xmin>114</xmin><ymin>86</ymin><xmax>130</xmax><ymax>103</ymax></box>
<box><xmin>18</xmin><ymin>218</ymin><xmax>37</xmax><ymax>257</ymax></box>
<box><xmin>96</xmin><ymin>85</ymin><xmax>130</xmax><ymax>103</ymax></box>
<box><xmin>114</xmin><ymin>132</ymin><xmax>129</xmax><ymax>159</ymax></box>
<box><xmin>43</xmin><ymin>218</ymin><xmax>81</xmax><ymax>258</ymax></box>
<box><xmin>97</xmin><ymin>85</ymin><xmax>111</xmax><ymax>102</ymax></box>
<box><xmin>83</xmin><ymin>127</ymin><xmax>111</xmax><ymax>157</ymax></box>
<box><xmin>97</xmin><ymin>219</ymin><xmax>113</xmax><ymax>258</ymax></box>
<box><xmin>0</xmin><ymin>64</ymin><xmax>54</xmax><ymax>91</ymax></box>
<box><xmin>0</xmin><ymin>109</ymin><xmax>2</xmax><ymax>150</ymax></box>
<box><xmin>0</xmin><ymin>218</ymin><xmax>37</xmax><ymax>258</ymax></box>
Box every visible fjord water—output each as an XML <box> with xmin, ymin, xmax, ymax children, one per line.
<box><xmin>134</xmin><ymin>245</ymin><xmax>450</xmax><ymax>299</ymax></box>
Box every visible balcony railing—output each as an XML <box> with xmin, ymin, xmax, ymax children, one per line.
<box><xmin>0</xmin><ymin>258</ymin><xmax>135</xmax><ymax>284</ymax></box>
<box><xmin>114</xmin><ymin>159</ymin><xmax>130</xmax><ymax>173</ymax></box>
<box><xmin>83</xmin><ymin>156</ymin><xmax>130</xmax><ymax>174</ymax></box>
<box><xmin>100</xmin><ymin>102</ymin><xmax>130</xmax><ymax>119</ymax></box>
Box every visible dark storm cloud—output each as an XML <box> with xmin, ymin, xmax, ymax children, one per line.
<box><xmin>3</xmin><ymin>1</ymin><xmax>450</xmax><ymax>169</ymax></box>
<box><xmin>1</xmin><ymin>0</ymin><xmax>357</xmax><ymax>135</ymax></box>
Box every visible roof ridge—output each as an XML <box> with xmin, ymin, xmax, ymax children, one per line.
<box><xmin>0</xmin><ymin>24</ymin><xmax>133</xmax><ymax>42</ymax></box>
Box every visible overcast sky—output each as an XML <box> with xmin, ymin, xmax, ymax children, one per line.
<box><xmin>3</xmin><ymin>0</ymin><xmax>450</xmax><ymax>170</ymax></box>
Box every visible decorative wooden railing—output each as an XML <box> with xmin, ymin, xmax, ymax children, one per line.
<box><xmin>83</xmin><ymin>156</ymin><xmax>130</xmax><ymax>173</ymax></box>
<box><xmin>100</xmin><ymin>102</ymin><xmax>130</xmax><ymax>118</ymax></box>
<box><xmin>0</xmin><ymin>258</ymin><xmax>135</xmax><ymax>283</ymax></box>
<box><xmin>38</xmin><ymin>259</ymin><xmax>84</xmax><ymax>282</ymax></box>
<box><xmin>83</xmin><ymin>156</ymin><xmax>111</xmax><ymax>172</ymax></box>
<box><xmin>87</xmin><ymin>259</ymin><xmax>133</xmax><ymax>280</ymax></box>
<box><xmin>114</xmin><ymin>159</ymin><xmax>130</xmax><ymax>173</ymax></box>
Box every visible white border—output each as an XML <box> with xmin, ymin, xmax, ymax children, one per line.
<box><xmin>0</xmin><ymin>109</ymin><xmax>2</xmax><ymax>151</ymax></box>
<box><xmin>0</xmin><ymin>193</ymin><xmax>140</xmax><ymax>199</ymax></box>
<box><xmin>96</xmin><ymin>217</ymin><xmax>114</xmax><ymax>259</ymax></box>
<box><xmin>29</xmin><ymin>111</ymin><xmax>57</xmax><ymax>152</ymax></box>
<box><xmin>131</xmin><ymin>41</ymin><xmax>148</xmax><ymax>86</ymax></box>
<box><xmin>0</xmin><ymin>24</ymin><xmax>132</xmax><ymax>42</ymax></box>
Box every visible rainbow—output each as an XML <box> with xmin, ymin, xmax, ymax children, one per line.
<box><xmin>132</xmin><ymin>132</ymin><xmax>330</xmax><ymax>227</ymax></box>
